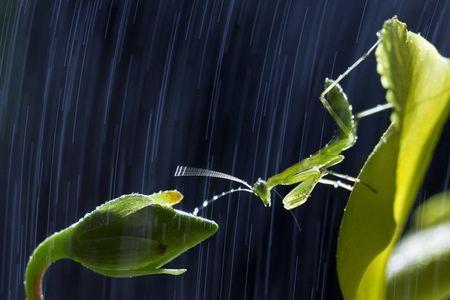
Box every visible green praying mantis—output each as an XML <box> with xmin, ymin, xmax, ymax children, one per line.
<box><xmin>175</xmin><ymin>39</ymin><xmax>391</xmax><ymax>214</ymax></box>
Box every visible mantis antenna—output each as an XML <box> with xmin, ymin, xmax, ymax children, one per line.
<box><xmin>174</xmin><ymin>166</ymin><xmax>255</xmax><ymax>215</ymax></box>
<box><xmin>174</xmin><ymin>166</ymin><xmax>252</xmax><ymax>189</ymax></box>
<box><xmin>191</xmin><ymin>187</ymin><xmax>254</xmax><ymax>216</ymax></box>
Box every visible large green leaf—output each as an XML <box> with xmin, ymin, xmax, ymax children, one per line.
<box><xmin>337</xmin><ymin>18</ymin><xmax>450</xmax><ymax>300</ymax></box>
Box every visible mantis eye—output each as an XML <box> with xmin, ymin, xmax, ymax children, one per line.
<box><xmin>253</xmin><ymin>179</ymin><xmax>271</xmax><ymax>207</ymax></box>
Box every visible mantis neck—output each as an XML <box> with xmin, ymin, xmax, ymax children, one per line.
<box><xmin>24</xmin><ymin>228</ymin><xmax>72</xmax><ymax>300</ymax></box>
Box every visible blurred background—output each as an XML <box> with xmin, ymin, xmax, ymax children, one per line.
<box><xmin>1</xmin><ymin>0</ymin><xmax>449</xmax><ymax>299</ymax></box>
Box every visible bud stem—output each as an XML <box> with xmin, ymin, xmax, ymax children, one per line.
<box><xmin>24</xmin><ymin>228</ymin><xmax>72</xmax><ymax>300</ymax></box>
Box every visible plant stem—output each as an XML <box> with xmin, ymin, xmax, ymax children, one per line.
<box><xmin>24</xmin><ymin>228</ymin><xmax>72</xmax><ymax>300</ymax></box>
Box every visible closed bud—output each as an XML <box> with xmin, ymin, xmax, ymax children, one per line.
<box><xmin>25</xmin><ymin>190</ymin><xmax>218</xmax><ymax>300</ymax></box>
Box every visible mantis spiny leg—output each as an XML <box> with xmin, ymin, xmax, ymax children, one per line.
<box><xmin>320</xmin><ymin>39</ymin><xmax>381</xmax><ymax>135</ymax></box>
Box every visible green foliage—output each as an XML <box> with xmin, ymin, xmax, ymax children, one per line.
<box><xmin>337</xmin><ymin>17</ymin><xmax>450</xmax><ymax>300</ymax></box>
<box><xmin>387</xmin><ymin>192</ymin><xmax>450</xmax><ymax>300</ymax></box>
<box><xmin>24</xmin><ymin>191</ymin><xmax>218</xmax><ymax>300</ymax></box>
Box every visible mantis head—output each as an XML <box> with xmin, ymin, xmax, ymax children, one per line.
<box><xmin>253</xmin><ymin>178</ymin><xmax>271</xmax><ymax>207</ymax></box>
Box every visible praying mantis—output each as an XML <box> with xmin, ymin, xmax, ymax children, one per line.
<box><xmin>175</xmin><ymin>39</ymin><xmax>391</xmax><ymax>214</ymax></box>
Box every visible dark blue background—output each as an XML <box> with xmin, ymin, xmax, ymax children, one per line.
<box><xmin>1</xmin><ymin>0</ymin><xmax>450</xmax><ymax>299</ymax></box>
